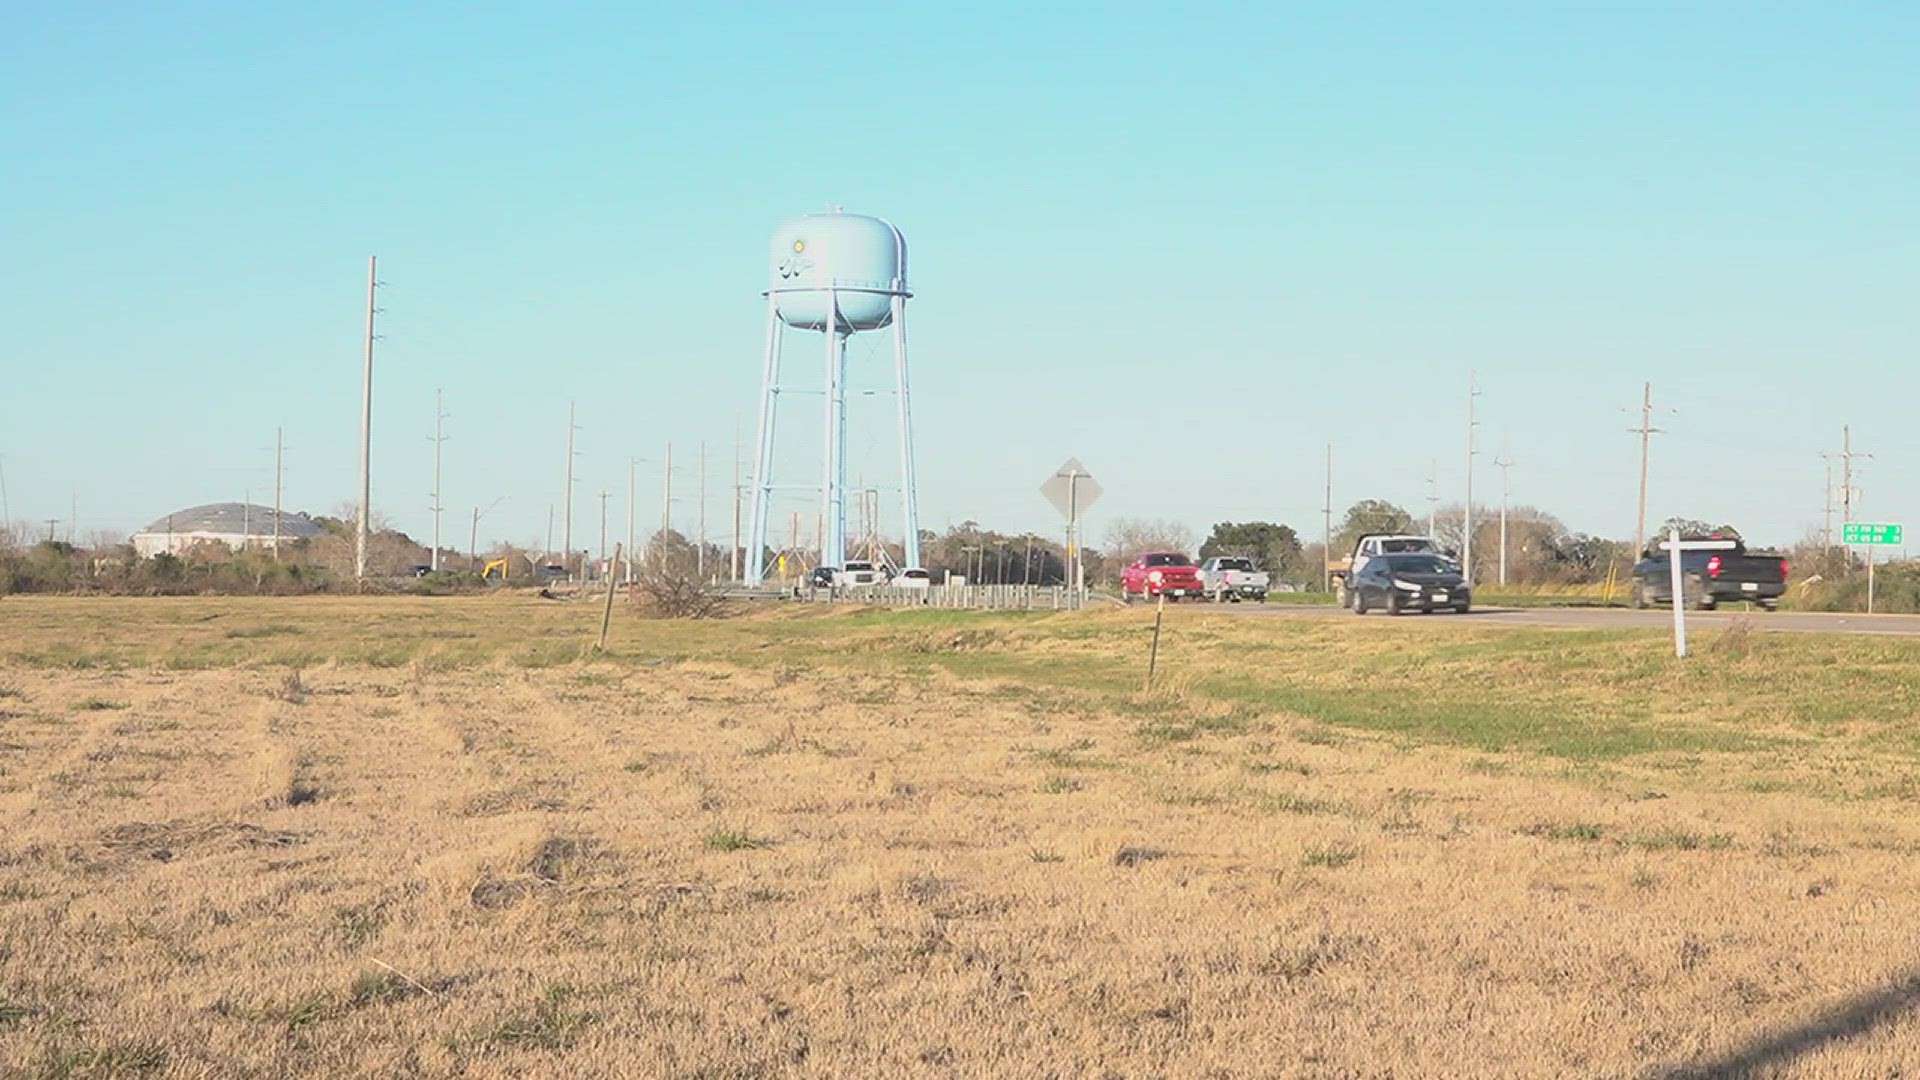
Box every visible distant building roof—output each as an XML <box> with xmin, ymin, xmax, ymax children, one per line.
<box><xmin>136</xmin><ymin>503</ymin><xmax>324</xmax><ymax>539</ymax></box>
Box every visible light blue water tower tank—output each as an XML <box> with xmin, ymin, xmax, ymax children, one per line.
<box><xmin>769</xmin><ymin>211</ymin><xmax>908</xmax><ymax>331</ymax></box>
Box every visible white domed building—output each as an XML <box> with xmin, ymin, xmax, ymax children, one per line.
<box><xmin>130</xmin><ymin>503</ymin><xmax>325</xmax><ymax>558</ymax></box>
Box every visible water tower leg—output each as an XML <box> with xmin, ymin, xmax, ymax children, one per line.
<box><xmin>890</xmin><ymin>295</ymin><xmax>922</xmax><ymax>569</ymax></box>
<box><xmin>821</xmin><ymin>292</ymin><xmax>845</xmax><ymax>568</ymax></box>
<box><xmin>746</xmin><ymin>296</ymin><xmax>783</xmax><ymax>582</ymax></box>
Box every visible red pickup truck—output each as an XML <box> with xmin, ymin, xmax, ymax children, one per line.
<box><xmin>1122</xmin><ymin>552</ymin><xmax>1205</xmax><ymax>601</ymax></box>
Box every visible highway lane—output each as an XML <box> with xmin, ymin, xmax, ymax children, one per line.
<box><xmin>1214</xmin><ymin>602</ymin><xmax>1920</xmax><ymax>637</ymax></box>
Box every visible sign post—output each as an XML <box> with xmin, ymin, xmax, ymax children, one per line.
<box><xmin>1041</xmin><ymin>459</ymin><xmax>1103</xmax><ymax>600</ymax></box>
<box><xmin>1659</xmin><ymin>531</ymin><xmax>1742</xmax><ymax>659</ymax></box>
<box><xmin>1843</xmin><ymin>523</ymin><xmax>1902</xmax><ymax>614</ymax></box>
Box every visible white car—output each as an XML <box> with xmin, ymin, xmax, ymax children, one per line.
<box><xmin>838</xmin><ymin>560</ymin><xmax>885</xmax><ymax>588</ymax></box>
<box><xmin>894</xmin><ymin>567</ymin><xmax>931</xmax><ymax>589</ymax></box>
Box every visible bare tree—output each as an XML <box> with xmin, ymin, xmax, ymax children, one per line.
<box><xmin>1103</xmin><ymin>517</ymin><xmax>1197</xmax><ymax>565</ymax></box>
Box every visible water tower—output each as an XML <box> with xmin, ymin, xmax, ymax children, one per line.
<box><xmin>746</xmin><ymin>210</ymin><xmax>921</xmax><ymax>580</ymax></box>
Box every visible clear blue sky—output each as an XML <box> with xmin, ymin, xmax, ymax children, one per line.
<box><xmin>4</xmin><ymin>3</ymin><xmax>1916</xmax><ymax>554</ymax></box>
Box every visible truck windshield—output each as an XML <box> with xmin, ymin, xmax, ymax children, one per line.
<box><xmin>1379</xmin><ymin>539</ymin><xmax>1433</xmax><ymax>553</ymax></box>
<box><xmin>1215</xmin><ymin>558</ymin><xmax>1252</xmax><ymax>571</ymax></box>
<box><xmin>1383</xmin><ymin>555</ymin><xmax>1453</xmax><ymax>574</ymax></box>
<box><xmin>1144</xmin><ymin>554</ymin><xmax>1191</xmax><ymax>567</ymax></box>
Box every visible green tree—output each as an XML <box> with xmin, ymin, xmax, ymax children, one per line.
<box><xmin>1198</xmin><ymin>521</ymin><xmax>1302</xmax><ymax>576</ymax></box>
<box><xmin>1335</xmin><ymin>500</ymin><xmax>1415</xmax><ymax>554</ymax></box>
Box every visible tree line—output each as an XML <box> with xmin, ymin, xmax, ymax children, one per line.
<box><xmin>0</xmin><ymin>498</ymin><xmax>1872</xmax><ymax>596</ymax></box>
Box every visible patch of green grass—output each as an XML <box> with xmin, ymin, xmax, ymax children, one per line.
<box><xmin>1136</xmin><ymin>712</ymin><xmax>1251</xmax><ymax>746</ymax></box>
<box><xmin>1260</xmin><ymin>792</ymin><xmax>1341</xmax><ymax>816</ymax></box>
<box><xmin>1</xmin><ymin>999</ymin><xmax>44</xmax><ymax>1029</ymax></box>
<box><xmin>225</xmin><ymin>623</ymin><xmax>302</xmax><ymax>639</ymax></box>
<box><xmin>1623</xmin><ymin>826</ymin><xmax>1733</xmax><ymax>852</ymax></box>
<box><xmin>1464</xmin><ymin>757</ymin><xmax>1510</xmax><ymax>775</ymax></box>
<box><xmin>1301</xmin><ymin>842</ymin><xmax>1360</xmax><ymax>869</ymax></box>
<box><xmin>347</xmin><ymin>971</ymin><xmax>427</xmax><ymax>1008</ymax></box>
<box><xmin>1029</xmin><ymin>849</ymin><xmax>1065</xmax><ymax>863</ymax></box>
<box><xmin>1523</xmin><ymin>822</ymin><xmax>1606</xmax><ymax>842</ymax></box>
<box><xmin>1040</xmin><ymin>775</ymin><xmax>1083</xmax><ymax>794</ymax></box>
<box><xmin>333</xmin><ymin>904</ymin><xmax>387</xmax><ymax>950</ymax></box>
<box><xmin>703</xmin><ymin>827</ymin><xmax>769</xmax><ymax>852</ymax></box>
<box><xmin>69</xmin><ymin>698</ymin><xmax>129</xmax><ymax>712</ymax></box>
<box><xmin>490</xmin><ymin>984</ymin><xmax>594</xmax><ymax>1050</ymax></box>
<box><xmin>1243</xmin><ymin>758</ymin><xmax>1312</xmax><ymax>776</ymax></box>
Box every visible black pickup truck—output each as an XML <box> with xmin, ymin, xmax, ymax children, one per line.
<box><xmin>1631</xmin><ymin>536</ymin><xmax>1789</xmax><ymax>611</ymax></box>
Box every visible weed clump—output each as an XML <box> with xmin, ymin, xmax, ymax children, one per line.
<box><xmin>1112</xmin><ymin>845</ymin><xmax>1168</xmax><ymax>867</ymax></box>
<box><xmin>70</xmin><ymin>698</ymin><xmax>129</xmax><ymax>712</ymax></box>
<box><xmin>704</xmin><ymin>827</ymin><xmax>768</xmax><ymax>852</ymax></box>
<box><xmin>270</xmin><ymin>669</ymin><xmax>308</xmax><ymax>704</ymax></box>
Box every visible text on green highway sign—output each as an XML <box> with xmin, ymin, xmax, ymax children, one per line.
<box><xmin>1843</xmin><ymin>522</ymin><xmax>1902</xmax><ymax>545</ymax></box>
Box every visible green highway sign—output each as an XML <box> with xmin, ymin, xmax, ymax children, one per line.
<box><xmin>1843</xmin><ymin>522</ymin><xmax>1902</xmax><ymax>546</ymax></box>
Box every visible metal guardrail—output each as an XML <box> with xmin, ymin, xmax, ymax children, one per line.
<box><xmin>800</xmin><ymin>583</ymin><xmax>1086</xmax><ymax>611</ymax></box>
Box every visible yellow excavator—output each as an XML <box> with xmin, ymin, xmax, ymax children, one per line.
<box><xmin>481</xmin><ymin>558</ymin><xmax>510</xmax><ymax>581</ymax></box>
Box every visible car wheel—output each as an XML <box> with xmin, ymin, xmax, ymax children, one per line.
<box><xmin>1454</xmin><ymin>602</ymin><xmax>1471</xmax><ymax>614</ymax></box>
<box><xmin>1759</xmin><ymin>599</ymin><xmax>1779</xmax><ymax>612</ymax></box>
<box><xmin>1386</xmin><ymin>591</ymin><xmax>1404</xmax><ymax>616</ymax></box>
<box><xmin>1631</xmin><ymin>583</ymin><xmax>1648</xmax><ymax>610</ymax></box>
<box><xmin>1350</xmin><ymin>587</ymin><xmax>1367</xmax><ymax>615</ymax></box>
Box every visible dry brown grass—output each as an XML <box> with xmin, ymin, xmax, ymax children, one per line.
<box><xmin>1</xmin><ymin>596</ymin><xmax>1919</xmax><ymax>1076</ymax></box>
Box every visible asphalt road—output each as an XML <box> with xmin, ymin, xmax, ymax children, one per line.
<box><xmin>1220</xmin><ymin>602</ymin><xmax>1920</xmax><ymax>637</ymax></box>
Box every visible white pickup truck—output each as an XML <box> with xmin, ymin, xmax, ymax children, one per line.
<box><xmin>1198</xmin><ymin>556</ymin><xmax>1270</xmax><ymax>602</ymax></box>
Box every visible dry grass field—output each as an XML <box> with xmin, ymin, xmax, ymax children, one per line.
<box><xmin>4</xmin><ymin>595</ymin><xmax>1920</xmax><ymax>1077</ymax></box>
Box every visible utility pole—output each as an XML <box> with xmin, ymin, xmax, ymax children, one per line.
<box><xmin>1495</xmin><ymin>453</ymin><xmax>1514</xmax><ymax>587</ymax></box>
<box><xmin>469</xmin><ymin>497</ymin><xmax>505</xmax><ymax>571</ymax></box>
<box><xmin>45</xmin><ymin>519</ymin><xmax>59</xmax><ymax>543</ymax></box>
<box><xmin>1838</xmin><ymin>425</ymin><xmax>1872</xmax><ymax>578</ymax></box>
<box><xmin>1464</xmin><ymin>371</ymin><xmax>1479</xmax><ymax>588</ymax></box>
<box><xmin>732</xmin><ymin>417</ymin><xmax>743</xmax><ymax>582</ymax></box>
<box><xmin>0</xmin><ymin>455</ymin><xmax>10</xmax><ymax>537</ymax></box>
<box><xmin>598</xmin><ymin>490</ymin><xmax>611</xmax><ymax>567</ymax></box>
<box><xmin>1626</xmin><ymin>382</ymin><xmax>1669</xmax><ymax>559</ymax></box>
<box><xmin>1426</xmin><ymin>459</ymin><xmax>1438</xmax><ymax>539</ymax></box>
<box><xmin>562</xmin><ymin>402</ymin><xmax>578</xmax><ymax>572</ymax></box>
<box><xmin>697</xmin><ymin>440</ymin><xmax>707</xmax><ymax>579</ymax></box>
<box><xmin>429</xmin><ymin>389</ymin><xmax>448</xmax><ymax>571</ymax></box>
<box><xmin>1840</xmin><ymin>424</ymin><xmax>1870</xmax><ymax>527</ymax></box>
<box><xmin>661</xmin><ymin>442</ymin><xmax>673</xmax><ymax>537</ymax></box>
<box><xmin>356</xmin><ymin>255</ymin><xmax>377</xmax><ymax>581</ymax></box>
<box><xmin>1822</xmin><ymin>458</ymin><xmax>1835</xmax><ymax>554</ymax></box>
<box><xmin>272</xmin><ymin>427</ymin><xmax>284</xmax><ymax>561</ymax></box>
<box><xmin>1322</xmin><ymin>444</ymin><xmax>1333</xmax><ymax>592</ymax></box>
<box><xmin>545</xmin><ymin>505</ymin><xmax>553</xmax><ymax>561</ymax></box>
<box><xmin>626</xmin><ymin>459</ymin><xmax>636</xmax><ymax>583</ymax></box>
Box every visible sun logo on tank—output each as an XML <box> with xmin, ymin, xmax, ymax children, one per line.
<box><xmin>777</xmin><ymin>246</ymin><xmax>814</xmax><ymax>279</ymax></box>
